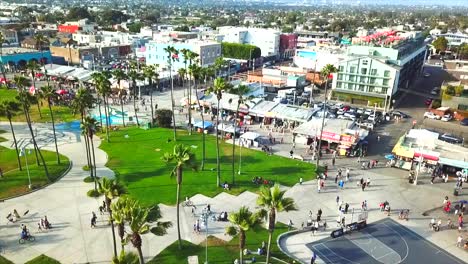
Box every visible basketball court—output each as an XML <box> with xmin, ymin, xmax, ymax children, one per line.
<box><xmin>307</xmin><ymin>218</ymin><xmax>465</xmax><ymax>264</ymax></box>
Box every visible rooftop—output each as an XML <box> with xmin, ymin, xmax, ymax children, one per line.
<box><xmin>1</xmin><ymin>47</ymin><xmax>42</xmax><ymax>55</ymax></box>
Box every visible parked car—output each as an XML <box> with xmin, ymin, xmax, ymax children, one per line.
<box><xmin>439</xmin><ymin>133</ymin><xmax>463</xmax><ymax>144</ymax></box>
<box><xmin>356</xmin><ymin>108</ymin><xmax>365</xmax><ymax>114</ymax></box>
<box><xmin>461</xmin><ymin>118</ymin><xmax>468</xmax><ymax>126</ymax></box>
<box><xmin>390</xmin><ymin>110</ymin><xmax>409</xmax><ymax>119</ymax></box>
<box><xmin>441</xmin><ymin>114</ymin><xmax>452</xmax><ymax>122</ymax></box>
<box><xmin>424</xmin><ymin>112</ymin><xmax>441</xmax><ymax>120</ymax></box>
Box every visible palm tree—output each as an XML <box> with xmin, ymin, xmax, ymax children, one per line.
<box><xmin>316</xmin><ymin>64</ymin><xmax>338</xmax><ymax>169</ymax></box>
<box><xmin>40</xmin><ymin>85</ymin><xmax>60</xmax><ymax>163</ymax></box>
<box><xmin>34</xmin><ymin>33</ymin><xmax>48</xmax><ymax>69</ymax></box>
<box><xmin>127</xmin><ymin>69</ymin><xmax>142</xmax><ymax>127</ymax></box>
<box><xmin>207</xmin><ymin>77</ymin><xmax>227</xmax><ymax>187</ymax></box>
<box><xmin>112</xmin><ymin>69</ymin><xmax>127</xmax><ymax>127</ymax></box>
<box><xmin>111</xmin><ymin>196</ymin><xmax>137</xmax><ymax>253</ymax></box>
<box><xmin>185</xmin><ymin>50</ymin><xmax>198</xmax><ymax>135</ymax></box>
<box><xmin>0</xmin><ymin>32</ymin><xmax>9</xmax><ymax>84</ymax></box>
<box><xmin>257</xmin><ymin>184</ymin><xmax>297</xmax><ymax>264</ymax></box>
<box><xmin>81</xmin><ymin>116</ymin><xmax>99</xmax><ymax>189</ymax></box>
<box><xmin>214</xmin><ymin>57</ymin><xmax>226</xmax><ymax>78</ymax></box>
<box><xmin>26</xmin><ymin>60</ymin><xmax>42</xmax><ymax>118</ymax></box>
<box><xmin>164</xmin><ymin>46</ymin><xmax>179</xmax><ymax>141</ymax></box>
<box><xmin>225</xmin><ymin>207</ymin><xmax>264</xmax><ymax>264</ymax></box>
<box><xmin>96</xmin><ymin>71</ymin><xmax>112</xmax><ymax>143</ymax></box>
<box><xmin>14</xmin><ymin>75</ymin><xmax>49</xmax><ymax>178</ymax></box>
<box><xmin>228</xmin><ymin>85</ymin><xmax>250</xmax><ymax>184</ymax></box>
<box><xmin>189</xmin><ymin>63</ymin><xmax>206</xmax><ymax>170</ymax></box>
<box><xmin>112</xmin><ymin>251</ymin><xmax>139</xmax><ymax>264</ymax></box>
<box><xmin>98</xmin><ymin>177</ymin><xmax>127</xmax><ymax>259</ymax></box>
<box><xmin>177</xmin><ymin>68</ymin><xmax>186</xmax><ymax>88</ymax></box>
<box><xmin>91</xmin><ymin>72</ymin><xmax>104</xmax><ymax>129</ymax></box>
<box><xmin>126</xmin><ymin>205</ymin><xmax>150</xmax><ymax>264</ymax></box>
<box><xmin>0</xmin><ymin>101</ymin><xmax>22</xmax><ymax>170</ymax></box>
<box><xmin>142</xmin><ymin>65</ymin><xmax>158</xmax><ymax>123</ymax></box>
<box><xmin>162</xmin><ymin>144</ymin><xmax>197</xmax><ymax>250</ymax></box>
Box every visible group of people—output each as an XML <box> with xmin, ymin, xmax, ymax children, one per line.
<box><xmin>7</xmin><ymin>209</ymin><xmax>23</xmax><ymax>223</ymax></box>
<box><xmin>217</xmin><ymin>211</ymin><xmax>228</xmax><ymax>222</ymax></box>
<box><xmin>38</xmin><ymin>216</ymin><xmax>51</xmax><ymax>231</ymax></box>
<box><xmin>358</xmin><ymin>177</ymin><xmax>371</xmax><ymax>191</ymax></box>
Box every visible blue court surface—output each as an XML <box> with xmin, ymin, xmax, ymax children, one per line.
<box><xmin>306</xmin><ymin>218</ymin><xmax>466</xmax><ymax>264</ymax></box>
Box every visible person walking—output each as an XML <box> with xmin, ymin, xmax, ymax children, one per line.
<box><xmin>91</xmin><ymin>212</ymin><xmax>97</xmax><ymax>228</ymax></box>
<box><xmin>335</xmin><ymin>174</ymin><xmax>339</xmax><ymax>184</ymax></box>
<box><xmin>289</xmin><ymin>150</ymin><xmax>294</xmax><ymax>158</ymax></box>
<box><xmin>361</xmin><ymin>182</ymin><xmax>366</xmax><ymax>191</ymax></box>
<box><xmin>311</xmin><ymin>251</ymin><xmax>317</xmax><ymax>264</ymax></box>
<box><xmin>345</xmin><ymin>203</ymin><xmax>349</xmax><ymax>214</ymax></box>
<box><xmin>366</xmin><ymin>177</ymin><xmax>371</xmax><ymax>187</ymax></box>
<box><xmin>457</xmin><ymin>235</ymin><xmax>463</xmax><ymax>247</ymax></box>
<box><xmin>299</xmin><ymin>177</ymin><xmax>303</xmax><ymax>185</ymax></box>
<box><xmin>336</xmin><ymin>196</ymin><xmax>340</xmax><ymax>206</ymax></box>
<box><xmin>346</xmin><ymin>168</ymin><xmax>350</xmax><ymax>180</ymax></box>
<box><xmin>339</xmin><ymin>179</ymin><xmax>344</xmax><ymax>190</ymax></box>
<box><xmin>332</xmin><ymin>157</ymin><xmax>336</xmax><ymax>166</ymax></box>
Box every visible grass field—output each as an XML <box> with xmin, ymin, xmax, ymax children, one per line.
<box><xmin>0</xmin><ymin>88</ymin><xmax>78</xmax><ymax>123</ymax></box>
<box><xmin>24</xmin><ymin>255</ymin><xmax>61</xmax><ymax>264</ymax></box>
<box><xmin>0</xmin><ymin>256</ymin><xmax>14</xmax><ymax>264</ymax></box>
<box><xmin>0</xmin><ymin>144</ymin><xmax>70</xmax><ymax>199</ymax></box>
<box><xmin>150</xmin><ymin>223</ymin><xmax>293</xmax><ymax>264</ymax></box>
<box><xmin>100</xmin><ymin>127</ymin><xmax>316</xmax><ymax>206</ymax></box>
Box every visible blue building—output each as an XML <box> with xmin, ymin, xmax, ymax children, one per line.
<box><xmin>0</xmin><ymin>47</ymin><xmax>52</xmax><ymax>70</ymax></box>
<box><xmin>145</xmin><ymin>40</ymin><xmax>221</xmax><ymax>70</ymax></box>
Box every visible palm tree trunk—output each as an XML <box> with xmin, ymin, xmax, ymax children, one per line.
<box><xmin>137</xmin><ymin>246</ymin><xmax>145</xmax><ymax>264</ymax></box>
<box><xmin>81</xmin><ymin>114</ymin><xmax>93</xmax><ymax>178</ymax></box>
<box><xmin>149</xmin><ymin>80</ymin><xmax>154</xmax><ymax>123</ymax></box>
<box><xmin>119</xmin><ymin>82</ymin><xmax>126</xmax><ymax>127</ymax></box>
<box><xmin>109</xmin><ymin>208</ymin><xmax>118</xmax><ymax>258</ymax></box>
<box><xmin>28</xmin><ymin>119</ymin><xmax>49</xmax><ymax>180</ymax></box>
<box><xmin>32</xmin><ymin>75</ymin><xmax>42</xmax><ymax>119</ymax></box>
<box><xmin>133</xmin><ymin>87</ymin><xmax>140</xmax><ymax>126</ymax></box>
<box><xmin>97</xmin><ymin>97</ymin><xmax>103</xmax><ymax>129</ymax></box>
<box><xmin>47</xmin><ymin>99</ymin><xmax>60</xmax><ymax>164</ymax></box>
<box><xmin>232</xmin><ymin>104</ymin><xmax>239</xmax><ymax>185</ymax></box>
<box><xmin>169</xmin><ymin>67</ymin><xmax>177</xmax><ymax>141</ymax></box>
<box><xmin>118</xmin><ymin>223</ymin><xmax>125</xmax><ymax>252</ymax></box>
<box><xmin>176</xmin><ymin>166</ymin><xmax>182</xmax><ymax>250</ymax></box>
<box><xmin>103</xmin><ymin>96</ymin><xmax>110</xmax><ymax>143</ymax></box>
<box><xmin>8</xmin><ymin>116</ymin><xmax>22</xmax><ymax>171</ymax></box>
<box><xmin>188</xmin><ymin>74</ymin><xmax>192</xmax><ymax>135</ymax></box>
<box><xmin>215</xmin><ymin>100</ymin><xmax>221</xmax><ymax>187</ymax></box>
<box><xmin>316</xmin><ymin>79</ymin><xmax>328</xmax><ymax>169</ymax></box>
<box><xmin>90</xmin><ymin>136</ymin><xmax>97</xmax><ymax>191</ymax></box>
<box><xmin>239</xmin><ymin>230</ymin><xmax>245</xmax><ymax>264</ymax></box>
<box><xmin>266</xmin><ymin>231</ymin><xmax>273</xmax><ymax>264</ymax></box>
<box><xmin>194</xmin><ymin>81</ymin><xmax>205</xmax><ymax>170</ymax></box>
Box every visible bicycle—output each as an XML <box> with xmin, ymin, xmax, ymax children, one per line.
<box><xmin>182</xmin><ymin>199</ymin><xmax>194</xmax><ymax>207</ymax></box>
<box><xmin>19</xmin><ymin>235</ymin><xmax>35</xmax><ymax>244</ymax></box>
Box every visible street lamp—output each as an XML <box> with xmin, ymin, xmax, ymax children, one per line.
<box><xmin>19</xmin><ymin>147</ymin><xmax>32</xmax><ymax>189</ymax></box>
<box><xmin>201</xmin><ymin>209</ymin><xmax>213</xmax><ymax>264</ymax></box>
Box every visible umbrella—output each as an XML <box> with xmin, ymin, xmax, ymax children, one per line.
<box><xmin>56</xmin><ymin>89</ymin><xmax>68</xmax><ymax>95</ymax></box>
<box><xmin>385</xmin><ymin>154</ymin><xmax>395</xmax><ymax>160</ymax></box>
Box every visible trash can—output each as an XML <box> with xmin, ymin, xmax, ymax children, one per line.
<box><xmin>454</xmin><ymin>188</ymin><xmax>459</xmax><ymax>196</ymax></box>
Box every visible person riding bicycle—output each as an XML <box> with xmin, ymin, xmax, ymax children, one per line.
<box><xmin>21</xmin><ymin>230</ymin><xmax>28</xmax><ymax>239</ymax></box>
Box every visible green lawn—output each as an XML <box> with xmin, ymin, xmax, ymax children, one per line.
<box><xmin>0</xmin><ymin>255</ymin><xmax>14</xmax><ymax>264</ymax></box>
<box><xmin>100</xmin><ymin>127</ymin><xmax>316</xmax><ymax>206</ymax></box>
<box><xmin>24</xmin><ymin>255</ymin><xmax>61</xmax><ymax>264</ymax></box>
<box><xmin>0</xmin><ymin>145</ymin><xmax>70</xmax><ymax>199</ymax></box>
<box><xmin>150</xmin><ymin>223</ymin><xmax>293</xmax><ymax>264</ymax></box>
<box><xmin>0</xmin><ymin>88</ymin><xmax>78</xmax><ymax>123</ymax></box>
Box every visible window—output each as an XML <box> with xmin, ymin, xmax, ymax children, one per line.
<box><xmin>370</xmin><ymin>78</ymin><xmax>376</xmax><ymax>84</ymax></box>
<box><xmin>349</xmin><ymin>75</ymin><xmax>355</xmax><ymax>82</ymax></box>
<box><xmin>368</xmin><ymin>87</ymin><xmax>375</xmax><ymax>93</ymax></box>
<box><xmin>339</xmin><ymin>66</ymin><xmax>344</xmax><ymax>72</ymax></box>
<box><xmin>359</xmin><ymin>85</ymin><xmax>365</xmax><ymax>91</ymax></box>
<box><xmin>381</xmin><ymin>88</ymin><xmax>388</xmax><ymax>94</ymax></box>
<box><xmin>370</xmin><ymin>69</ymin><xmax>377</xmax><ymax>76</ymax></box>
<box><xmin>384</xmin><ymin>70</ymin><xmax>390</xmax><ymax>77</ymax></box>
<box><xmin>383</xmin><ymin>79</ymin><xmax>389</xmax><ymax>86</ymax></box>
<box><xmin>336</xmin><ymin>82</ymin><xmax>342</xmax><ymax>88</ymax></box>
<box><xmin>347</xmin><ymin>83</ymin><xmax>353</xmax><ymax>90</ymax></box>
<box><xmin>337</xmin><ymin>74</ymin><xmax>343</xmax><ymax>80</ymax></box>
<box><xmin>350</xmin><ymin>66</ymin><xmax>356</xmax><ymax>73</ymax></box>
<box><xmin>361</xmin><ymin>68</ymin><xmax>367</xmax><ymax>75</ymax></box>
<box><xmin>360</xmin><ymin>76</ymin><xmax>366</xmax><ymax>82</ymax></box>
<box><xmin>362</xmin><ymin>60</ymin><xmax>368</xmax><ymax>65</ymax></box>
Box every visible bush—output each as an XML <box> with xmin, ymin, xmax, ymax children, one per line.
<box><xmin>87</xmin><ymin>189</ymin><xmax>101</xmax><ymax>197</ymax></box>
<box><xmin>24</xmin><ymin>255</ymin><xmax>61</xmax><ymax>264</ymax></box>
<box><xmin>82</xmin><ymin>165</ymin><xmax>90</xmax><ymax>171</ymax></box>
<box><xmin>155</xmin><ymin>109</ymin><xmax>173</xmax><ymax>128</ymax></box>
<box><xmin>221</xmin><ymin>42</ymin><xmax>261</xmax><ymax>60</ymax></box>
<box><xmin>83</xmin><ymin>176</ymin><xmax>97</xmax><ymax>183</ymax></box>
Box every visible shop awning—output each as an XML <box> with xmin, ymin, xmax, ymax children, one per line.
<box><xmin>438</xmin><ymin>158</ymin><xmax>468</xmax><ymax>169</ymax></box>
<box><xmin>392</xmin><ymin>144</ymin><xmax>414</xmax><ymax>159</ymax></box>
<box><xmin>241</xmin><ymin>132</ymin><xmax>260</xmax><ymax>141</ymax></box>
<box><xmin>414</xmin><ymin>150</ymin><xmax>440</xmax><ymax>161</ymax></box>
<box><xmin>193</xmin><ymin>121</ymin><xmax>213</xmax><ymax>129</ymax></box>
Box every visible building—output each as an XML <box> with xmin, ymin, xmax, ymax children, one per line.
<box><xmin>50</xmin><ymin>44</ymin><xmax>131</xmax><ymax>65</ymax></box>
<box><xmin>444</xmin><ymin>60</ymin><xmax>468</xmax><ymax>85</ymax></box>
<box><xmin>0</xmin><ymin>28</ymin><xmax>18</xmax><ymax>46</ymax></box>
<box><xmin>0</xmin><ymin>47</ymin><xmax>52</xmax><ymax>70</ymax></box>
<box><xmin>145</xmin><ymin>40</ymin><xmax>221</xmax><ymax>70</ymax></box>
<box><xmin>217</xmin><ymin>27</ymin><xmax>280</xmax><ymax>57</ymax></box>
<box><xmin>434</xmin><ymin>31</ymin><xmax>468</xmax><ymax>47</ymax></box>
<box><xmin>21</xmin><ymin>37</ymin><xmax>49</xmax><ymax>50</ymax></box>
<box><xmin>279</xmin><ymin>33</ymin><xmax>298</xmax><ymax>59</ymax></box>
<box><xmin>331</xmin><ymin>31</ymin><xmax>427</xmax><ymax>108</ymax></box>
<box><xmin>58</xmin><ymin>19</ymin><xmax>96</xmax><ymax>34</ymax></box>
<box><xmin>293</xmin><ymin>46</ymin><xmax>347</xmax><ymax>72</ymax></box>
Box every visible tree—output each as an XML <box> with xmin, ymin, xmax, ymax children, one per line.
<box><xmin>433</xmin><ymin>37</ymin><xmax>448</xmax><ymax>53</ymax></box>
<box><xmin>112</xmin><ymin>69</ymin><xmax>127</xmax><ymax>127</ymax></box>
<box><xmin>14</xmin><ymin>76</ymin><xmax>49</xmax><ymax>178</ymax></box>
<box><xmin>91</xmin><ymin>72</ymin><xmax>104</xmax><ymax>129</ymax></box>
<box><xmin>127</xmin><ymin>68</ymin><xmax>142</xmax><ymax>127</ymax></box>
<box><xmin>207</xmin><ymin>77</ymin><xmax>227</xmax><ymax>187</ymax></box>
<box><xmin>225</xmin><ymin>207</ymin><xmax>263</xmax><ymax>264</ymax></box>
<box><xmin>458</xmin><ymin>43</ymin><xmax>468</xmax><ymax>60</ymax></box>
<box><xmin>128</xmin><ymin>22</ymin><xmax>143</xmax><ymax>33</ymax></box>
<box><xmin>81</xmin><ymin>116</ymin><xmax>99</xmax><ymax>190</ymax></box>
<box><xmin>40</xmin><ymin>85</ymin><xmax>60</xmax><ymax>164</ymax></box>
<box><xmin>316</xmin><ymin>64</ymin><xmax>337</xmax><ymax>170</ymax></box>
<box><xmin>257</xmin><ymin>184</ymin><xmax>297</xmax><ymax>264</ymax></box>
<box><xmin>94</xmin><ymin>72</ymin><xmax>112</xmax><ymax>142</ymax></box>
<box><xmin>0</xmin><ymin>32</ymin><xmax>9</xmax><ymax>84</ymax></box>
<box><xmin>26</xmin><ymin>60</ymin><xmax>42</xmax><ymax>118</ymax></box>
<box><xmin>111</xmin><ymin>196</ymin><xmax>138</xmax><ymax>253</ymax></box>
<box><xmin>34</xmin><ymin>34</ymin><xmax>49</xmax><ymax>74</ymax></box>
<box><xmin>162</xmin><ymin>144</ymin><xmax>197</xmax><ymax>250</ymax></box>
<box><xmin>126</xmin><ymin>204</ymin><xmax>149</xmax><ymax>264</ymax></box>
<box><xmin>214</xmin><ymin>57</ymin><xmax>226</xmax><ymax>78</ymax></box>
<box><xmin>177</xmin><ymin>68</ymin><xmax>186</xmax><ymax>87</ymax></box>
<box><xmin>0</xmin><ymin>101</ymin><xmax>22</xmax><ymax>170</ymax></box>
<box><xmin>66</xmin><ymin>7</ymin><xmax>92</xmax><ymax>21</ymax></box>
<box><xmin>228</xmin><ymin>85</ymin><xmax>249</xmax><ymax>184</ymax></box>
<box><xmin>142</xmin><ymin>65</ymin><xmax>158</xmax><ymax>123</ymax></box>
<box><xmin>174</xmin><ymin>25</ymin><xmax>190</xmax><ymax>32</ymax></box>
<box><xmin>189</xmin><ymin>63</ymin><xmax>206</xmax><ymax>170</ymax></box>
<box><xmin>98</xmin><ymin>177</ymin><xmax>127</xmax><ymax>259</ymax></box>
<box><xmin>112</xmin><ymin>251</ymin><xmax>139</xmax><ymax>264</ymax></box>
<box><xmin>164</xmin><ymin>46</ymin><xmax>179</xmax><ymax>141</ymax></box>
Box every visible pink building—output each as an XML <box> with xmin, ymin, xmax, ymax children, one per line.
<box><xmin>279</xmin><ymin>34</ymin><xmax>298</xmax><ymax>59</ymax></box>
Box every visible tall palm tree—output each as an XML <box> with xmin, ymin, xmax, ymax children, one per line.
<box><xmin>111</xmin><ymin>196</ymin><xmax>137</xmax><ymax>253</ymax></box>
<box><xmin>97</xmin><ymin>71</ymin><xmax>112</xmax><ymax>143</ymax></box>
<box><xmin>316</xmin><ymin>64</ymin><xmax>338</xmax><ymax>169</ymax></box>
<box><xmin>228</xmin><ymin>85</ymin><xmax>250</xmax><ymax>184</ymax></box>
<box><xmin>26</xmin><ymin>60</ymin><xmax>42</xmax><ymax>118</ymax></box>
<box><xmin>189</xmin><ymin>63</ymin><xmax>206</xmax><ymax>170</ymax></box>
<box><xmin>180</xmin><ymin>48</ymin><xmax>190</xmax><ymax>94</ymax></box>
<box><xmin>257</xmin><ymin>184</ymin><xmax>297</xmax><ymax>264</ymax></box>
<box><xmin>127</xmin><ymin>69</ymin><xmax>142</xmax><ymax>127</ymax></box>
<box><xmin>112</xmin><ymin>251</ymin><xmax>139</xmax><ymax>264</ymax></box>
<box><xmin>207</xmin><ymin>77</ymin><xmax>227</xmax><ymax>187</ymax></box>
<box><xmin>142</xmin><ymin>64</ymin><xmax>158</xmax><ymax>123</ymax></box>
<box><xmin>40</xmin><ymin>85</ymin><xmax>60</xmax><ymax>164</ymax></box>
<box><xmin>225</xmin><ymin>206</ymin><xmax>264</xmax><ymax>264</ymax></box>
<box><xmin>214</xmin><ymin>57</ymin><xmax>226</xmax><ymax>78</ymax></box>
<box><xmin>98</xmin><ymin>177</ymin><xmax>127</xmax><ymax>259</ymax></box>
<box><xmin>34</xmin><ymin>33</ymin><xmax>48</xmax><ymax>70</ymax></box>
<box><xmin>112</xmin><ymin>69</ymin><xmax>127</xmax><ymax>127</ymax></box>
<box><xmin>14</xmin><ymin>75</ymin><xmax>49</xmax><ymax>178</ymax></box>
<box><xmin>81</xmin><ymin>116</ymin><xmax>99</xmax><ymax>189</ymax></box>
<box><xmin>0</xmin><ymin>32</ymin><xmax>9</xmax><ymax>84</ymax></box>
<box><xmin>71</xmin><ymin>87</ymin><xmax>94</xmax><ymax>178</ymax></box>
<box><xmin>164</xmin><ymin>46</ymin><xmax>179</xmax><ymax>141</ymax></box>
<box><xmin>0</xmin><ymin>100</ymin><xmax>22</xmax><ymax>170</ymax></box>
<box><xmin>126</xmin><ymin>204</ymin><xmax>150</xmax><ymax>264</ymax></box>
<box><xmin>185</xmin><ymin>51</ymin><xmax>198</xmax><ymax>135</ymax></box>
<box><xmin>91</xmin><ymin>72</ymin><xmax>104</xmax><ymax>129</ymax></box>
<box><xmin>162</xmin><ymin>144</ymin><xmax>197</xmax><ymax>250</ymax></box>
<box><xmin>177</xmin><ymin>68</ymin><xmax>186</xmax><ymax>88</ymax></box>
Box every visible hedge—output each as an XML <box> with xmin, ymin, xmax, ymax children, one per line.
<box><xmin>221</xmin><ymin>42</ymin><xmax>261</xmax><ymax>60</ymax></box>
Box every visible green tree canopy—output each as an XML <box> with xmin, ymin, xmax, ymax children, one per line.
<box><xmin>66</xmin><ymin>7</ymin><xmax>92</xmax><ymax>21</ymax></box>
<box><xmin>221</xmin><ymin>42</ymin><xmax>261</xmax><ymax>60</ymax></box>
<box><xmin>433</xmin><ymin>37</ymin><xmax>448</xmax><ymax>52</ymax></box>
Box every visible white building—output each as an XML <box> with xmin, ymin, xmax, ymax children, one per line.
<box><xmin>434</xmin><ymin>31</ymin><xmax>468</xmax><ymax>47</ymax></box>
<box><xmin>0</xmin><ymin>28</ymin><xmax>18</xmax><ymax>46</ymax></box>
<box><xmin>217</xmin><ymin>26</ymin><xmax>280</xmax><ymax>57</ymax></box>
<box><xmin>293</xmin><ymin>46</ymin><xmax>348</xmax><ymax>71</ymax></box>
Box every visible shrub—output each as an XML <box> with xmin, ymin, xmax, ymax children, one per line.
<box><xmin>221</xmin><ymin>42</ymin><xmax>261</xmax><ymax>60</ymax></box>
<box><xmin>82</xmin><ymin>165</ymin><xmax>90</xmax><ymax>171</ymax></box>
<box><xmin>83</xmin><ymin>176</ymin><xmax>97</xmax><ymax>183</ymax></box>
<box><xmin>87</xmin><ymin>189</ymin><xmax>101</xmax><ymax>197</ymax></box>
<box><xmin>155</xmin><ymin>109</ymin><xmax>173</xmax><ymax>128</ymax></box>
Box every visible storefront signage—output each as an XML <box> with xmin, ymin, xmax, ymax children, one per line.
<box><xmin>320</xmin><ymin>131</ymin><xmax>341</xmax><ymax>142</ymax></box>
